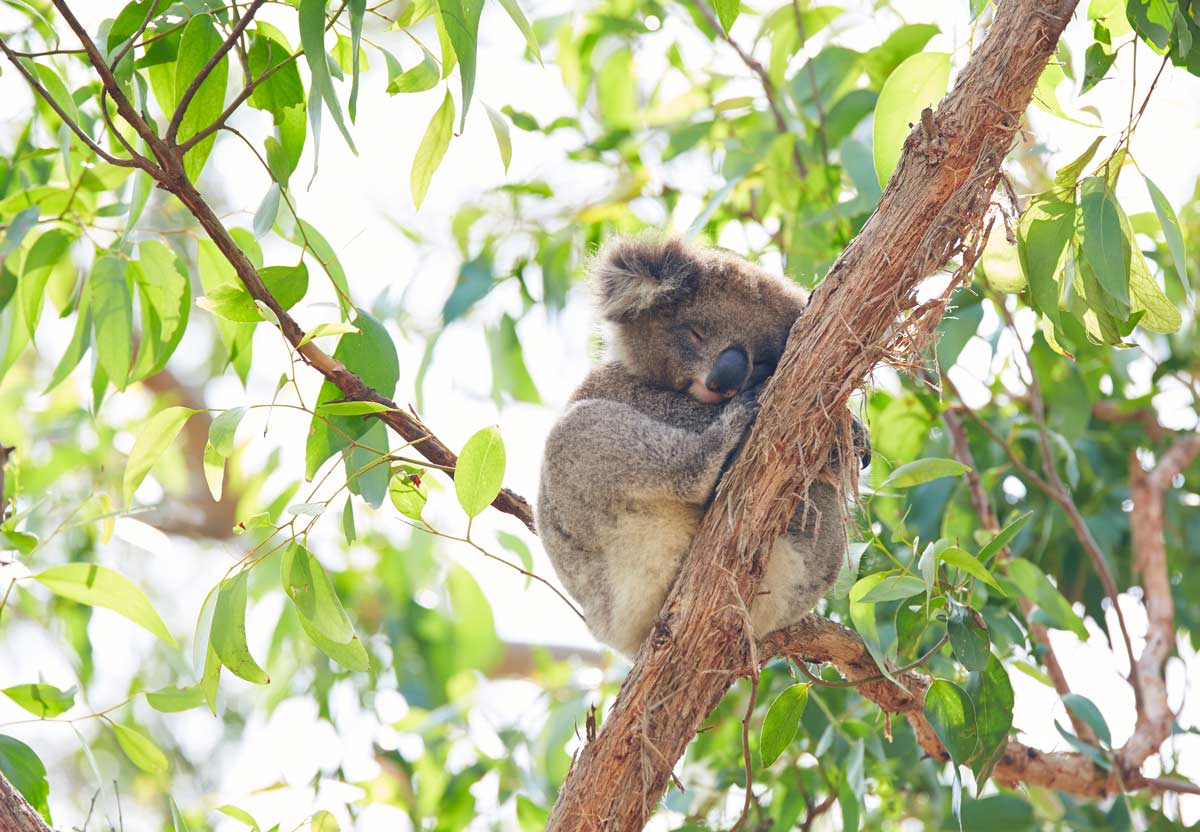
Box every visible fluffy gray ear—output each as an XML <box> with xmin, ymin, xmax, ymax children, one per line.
<box><xmin>590</xmin><ymin>235</ymin><xmax>701</xmax><ymax>320</ymax></box>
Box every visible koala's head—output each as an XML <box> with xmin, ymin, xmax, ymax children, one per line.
<box><xmin>592</xmin><ymin>235</ymin><xmax>808</xmax><ymax>403</ymax></box>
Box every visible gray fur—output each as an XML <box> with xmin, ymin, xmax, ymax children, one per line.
<box><xmin>537</xmin><ymin>235</ymin><xmax>861</xmax><ymax>657</ymax></box>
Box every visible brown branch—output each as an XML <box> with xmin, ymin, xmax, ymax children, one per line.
<box><xmin>24</xmin><ymin>1</ymin><xmax>537</xmax><ymax>532</ymax></box>
<box><xmin>1122</xmin><ymin>433</ymin><xmax>1200</xmax><ymax>776</ymax></box>
<box><xmin>0</xmin><ymin>37</ymin><xmax>141</xmax><ymax>169</ymax></box>
<box><xmin>165</xmin><ymin>0</ymin><xmax>266</xmax><ymax>144</ymax></box>
<box><xmin>942</xmin><ymin>402</ymin><xmax>1095</xmax><ymax>742</ymax></box>
<box><xmin>547</xmin><ymin>2</ymin><xmax>1082</xmax><ymax>826</ymax></box>
<box><xmin>0</xmin><ymin>444</ymin><xmax>12</xmax><ymax>521</ymax></box>
<box><xmin>0</xmin><ymin>773</ymin><xmax>51</xmax><ymax>832</ymax></box>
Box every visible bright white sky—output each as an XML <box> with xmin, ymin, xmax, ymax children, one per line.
<box><xmin>1</xmin><ymin>0</ymin><xmax>1200</xmax><ymax>829</ymax></box>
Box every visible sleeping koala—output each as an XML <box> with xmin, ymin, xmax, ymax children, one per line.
<box><xmin>537</xmin><ymin>236</ymin><xmax>868</xmax><ymax>657</ymax></box>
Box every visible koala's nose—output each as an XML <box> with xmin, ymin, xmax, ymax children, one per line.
<box><xmin>706</xmin><ymin>347</ymin><xmax>750</xmax><ymax>395</ymax></box>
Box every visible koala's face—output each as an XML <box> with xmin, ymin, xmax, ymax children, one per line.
<box><xmin>593</xmin><ymin>237</ymin><xmax>808</xmax><ymax>403</ymax></box>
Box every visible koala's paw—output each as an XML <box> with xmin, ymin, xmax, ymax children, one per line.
<box><xmin>720</xmin><ymin>389</ymin><xmax>760</xmax><ymax>438</ymax></box>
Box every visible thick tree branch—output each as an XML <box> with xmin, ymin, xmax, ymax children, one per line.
<box><xmin>0</xmin><ymin>773</ymin><xmax>51</xmax><ymax>832</ymax></box>
<box><xmin>1122</xmin><ymin>434</ymin><xmax>1200</xmax><ymax>775</ymax></box>
<box><xmin>547</xmin><ymin>1</ymin><xmax>1081</xmax><ymax>826</ymax></box>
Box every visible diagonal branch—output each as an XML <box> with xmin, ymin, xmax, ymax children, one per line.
<box><xmin>0</xmin><ymin>772</ymin><xmax>51</xmax><ymax>832</ymax></box>
<box><xmin>165</xmin><ymin>0</ymin><xmax>266</xmax><ymax>143</ymax></box>
<box><xmin>548</xmin><ymin>1</ymin><xmax>1082</xmax><ymax>826</ymax></box>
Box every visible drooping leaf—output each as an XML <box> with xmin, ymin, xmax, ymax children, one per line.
<box><xmin>977</xmin><ymin>512</ymin><xmax>1032</xmax><ymax>564</ymax></box>
<box><xmin>112</xmin><ymin>723</ymin><xmax>169</xmax><ymax>773</ymax></box>
<box><xmin>938</xmin><ymin>547</ymin><xmax>1005</xmax><ymax>593</ymax></box>
<box><xmin>145</xmin><ymin>684</ymin><xmax>206</xmax><ymax>713</ymax></box>
<box><xmin>947</xmin><ymin>604</ymin><xmax>991</xmax><ymax>671</ymax></box>
<box><xmin>760</xmin><ymin>683</ymin><xmax>809</xmax><ymax>766</ymax></box>
<box><xmin>1017</xmin><ymin>198</ymin><xmax>1075</xmax><ymax>320</ymax></box>
<box><xmin>36</xmin><ymin>563</ymin><xmax>175</xmax><ymax>645</ymax></box>
<box><xmin>90</xmin><ymin>254</ymin><xmax>133</xmax><ymax>389</ymax></box>
<box><xmin>298</xmin><ymin>0</ymin><xmax>357</xmax><ymax>152</ymax></box>
<box><xmin>1079</xmin><ymin>176</ymin><xmax>1131</xmax><ymax>314</ymax></box>
<box><xmin>174</xmin><ymin>15</ymin><xmax>230</xmax><ymax>179</ymax></box>
<box><xmin>924</xmin><ymin>679</ymin><xmax>979</xmax><ymax>765</ymax></box>
<box><xmin>1063</xmin><ymin>692</ymin><xmax>1112</xmax><ymax>746</ymax></box>
<box><xmin>211</xmin><ymin>571</ymin><xmax>270</xmax><ymax>685</ymax></box>
<box><xmin>123</xmin><ymin>406</ymin><xmax>196</xmax><ymax>504</ymax></box>
<box><xmin>496</xmin><ymin>0</ymin><xmax>542</xmax><ymax>63</ymax></box>
<box><xmin>454</xmin><ymin>426</ymin><xmax>506</xmax><ymax>517</ymax></box>
<box><xmin>281</xmin><ymin>543</ymin><xmax>354</xmax><ymax>644</ymax></box>
<box><xmin>19</xmin><ymin>228</ymin><xmax>72</xmax><ymax>342</ymax></box>
<box><xmin>872</xmin><ymin>51</ymin><xmax>951</xmax><ymax>186</ymax></box>
<box><xmin>130</xmin><ymin>240</ymin><xmax>192</xmax><ymax>382</ymax></box>
<box><xmin>385</xmin><ymin>42</ymin><xmax>440</xmax><ymax>94</ymax></box>
<box><xmin>411</xmin><ymin>90</ymin><xmax>455</xmax><ymax>210</ymax></box>
<box><xmin>1143</xmin><ymin>174</ymin><xmax>1189</xmax><ymax>285</ymax></box>
<box><xmin>437</xmin><ymin>0</ymin><xmax>484</xmax><ymax>128</ymax></box>
<box><xmin>204</xmin><ymin>406</ymin><xmax>247</xmax><ymax>501</ymax></box>
<box><xmin>484</xmin><ymin>103</ymin><xmax>513</xmax><ymax>171</ymax></box>
<box><xmin>966</xmin><ymin>653</ymin><xmax>1014</xmax><ymax>792</ymax></box>
<box><xmin>713</xmin><ymin>0</ymin><xmax>739</xmax><ymax>33</ymax></box>
<box><xmin>389</xmin><ymin>465</ymin><xmax>429</xmax><ymax>521</ymax></box>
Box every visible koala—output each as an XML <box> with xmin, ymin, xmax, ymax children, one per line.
<box><xmin>536</xmin><ymin>235</ymin><xmax>868</xmax><ymax>657</ymax></box>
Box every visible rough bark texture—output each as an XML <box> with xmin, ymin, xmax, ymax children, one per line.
<box><xmin>546</xmin><ymin>1</ymin><xmax>1080</xmax><ymax>827</ymax></box>
<box><xmin>0</xmin><ymin>774</ymin><xmax>51</xmax><ymax>832</ymax></box>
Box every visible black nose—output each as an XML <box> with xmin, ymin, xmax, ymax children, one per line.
<box><xmin>706</xmin><ymin>347</ymin><xmax>750</xmax><ymax>395</ymax></box>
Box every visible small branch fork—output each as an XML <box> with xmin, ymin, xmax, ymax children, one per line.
<box><xmin>0</xmin><ymin>0</ymin><xmax>536</xmax><ymax>532</ymax></box>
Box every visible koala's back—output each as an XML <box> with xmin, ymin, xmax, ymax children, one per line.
<box><xmin>537</xmin><ymin>363</ymin><xmax>719</xmax><ymax>655</ymax></box>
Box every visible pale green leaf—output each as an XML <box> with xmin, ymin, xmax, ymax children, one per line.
<box><xmin>123</xmin><ymin>406</ymin><xmax>196</xmax><ymax>504</ymax></box>
<box><xmin>411</xmin><ymin>90</ymin><xmax>455</xmax><ymax>209</ymax></box>
<box><xmin>880</xmin><ymin>457</ymin><xmax>969</xmax><ymax>489</ymax></box>
<box><xmin>36</xmin><ymin>563</ymin><xmax>175</xmax><ymax>645</ymax></box>
<box><xmin>112</xmin><ymin>723</ymin><xmax>169</xmax><ymax>773</ymax></box>
<box><xmin>760</xmin><ymin>683</ymin><xmax>808</xmax><ymax>766</ymax></box>
<box><xmin>872</xmin><ymin>52</ymin><xmax>950</xmax><ymax>186</ymax></box>
<box><xmin>455</xmin><ymin>426</ymin><xmax>505</xmax><ymax>517</ymax></box>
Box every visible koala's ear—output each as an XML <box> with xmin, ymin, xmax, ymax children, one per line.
<box><xmin>591</xmin><ymin>236</ymin><xmax>701</xmax><ymax>320</ymax></box>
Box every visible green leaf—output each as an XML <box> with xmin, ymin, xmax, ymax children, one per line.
<box><xmin>204</xmin><ymin>406</ymin><xmax>247</xmax><ymax>501</ymax></box>
<box><xmin>386</xmin><ymin>42</ymin><xmax>440</xmax><ymax>94</ymax></box>
<box><xmin>253</xmin><ymin>183</ymin><xmax>280</xmax><ymax>238</ymax></box>
<box><xmin>217</xmin><ymin>804</ymin><xmax>260</xmax><ymax>829</ymax></box>
<box><xmin>2</xmin><ymin>683</ymin><xmax>76</xmax><ymax>718</ymax></box>
<box><xmin>497</xmin><ymin>530</ymin><xmax>534</xmax><ymax>586</ymax></box>
<box><xmin>596</xmin><ymin>47</ymin><xmax>637</xmax><ymax>129</ymax></box>
<box><xmin>455</xmin><ymin>426</ymin><xmax>506</xmax><ymax>517</ymax></box>
<box><xmin>296</xmin><ymin>610</ymin><xmax>370</xmax><ymax>671</ymax></box>
<box><xmin>924</xmin><ymin>679</ymin><xmax>979</xmax><ymax>765</ymax></box>
<box><xmin>36</xmin><ymin>563</ymin><xmax>175</xmax><ymax>645</ymax></box>
<box><xmin>130</xmin><ymin>240</ymin><xmax>192</xmax><ymax>383</ymax></box>
<box><xmin>714</xmin><ymin>0</ymin><xmax>739</xmax><ymax>32</ymax></box>
<box><xmin>348</xmin><ymin>0</ymin><xmax>366</xmax><ymax>120</ymax></box>
<box><xmin>211</xmin><ymin>572</ymin><xmax>271</xmax><ymax>685</ymax></box>
<box><xmin>1007</xmin><ymin>559</ymin><xmax>1089</xmax><ymax>639</ymax></box>
<box><xmin>341</xmin><ymin>497</ymin><xmax>356</xmax><ymax>544</ymax></box>
<box><xmin>516</xmin><ymin>796</ymin><xmax>550</xmax><ymax>832</ymax></box>
<box><xmin>316</xmin><ymin>400</ymin><xmax>393</xmax><ymax>415</ymax></box>
<box><xmin>113</xmin><ymin>722</ymin><xmax>169</xmax><ymax>773</ymax></box>
<box><xmin>760</xmin><ymin>683</ymin><xmax>809</xmax><ymax>766</ymax></box>
<box><xmin>123</xmin><ymin>406</ymin><xmax>195</xmax><ymax>504</ymax></box>
<box><xmin>880</xmin><ymin>457</ymin><xmax>969</xmax><ymax>489</ymax></box>
<box><xmin>311</xmin><ymin>809</ymin><xmax>340</xmax><ymax>832</ymax></box>
<box><xmin>872</xmin><ymin>51</ymin><xmax>951</xmax><ymax>186</ymax></box>
<box><xmin>977</xmin><ymin>512</ymin><xmax>1032</xmax><ymax>564</ymax></box>
<box><xmin>1053</xmin><ymin>136</ymin><xmax>1104</xmax><ymax>191</ymax></box>
<box><xmin>19</xmin><ymin>229</ymin><xmax>72</xmax><ymax>342</ymax></box>
<box><xmin>1063</xmin><ymin>692</ymin><xmax>1112</xmax><ymax>746</ymax></box>
<box><xmin>947</xmin><ymin>604</ymin><xmax>990</xmax><ymax>671</ymax></box>
<box><xmin>297</xmin><ymin>321</ymin><xmax>359</xmax><ymax>347</ymax></box>
<box><xmin>247</xmin><ymin>25</ymin><xmax>304</xmax><ymax>116</ymax></box>
<box><xmin>1083</xmin><ymin>43</ymin><xmax>1116</xmax><ymax>92</ymax></box>
<box><xmin>145</xmin><ymin>684</ymin><xmax>206</xmax><ymax>713</ymax></box>
<box><xmin>305</xmin><ymin>312</ymin><xmax>399</xmax><ymax>478</ymax></box>
<box><xmin>0</xmin><ymin>207</ymin><xmax>38</xmax><ymax>257</ymax></box>
<box><xmin>389</xmin><ymin>466</ymin><xmax>428</xmax><ymax>521</ymax></box>
<box><xmin>1017</xmin><ymin>198</ymin><xmax>1075</xmax><ymax>320</ymax></box>
<box><xmin>1143</xmin><ymin>175</ymin><xmax>1189</xmax><ymax>285</ymax></box>
<box><xmin>854</xmin><ymin>573</ymin><xmax>925</xmax><ymax>603</ymax></box>
<box><xmin>198</xmin><ymin>264</ymin><xmax>308</xmax><ymax>323</ymax></box>
<box><xmin>281</xmin><ymin>543</ymin><xmax>354</xmax><ymax>644</ymax></box>
<box><xmin>443</xmin><ymin>253</ymin><xmax>494</xmax><ymax>323</ymax></box>
<box><xmin>175</xmin><ymin>15</ymin><xmax>230</xmax><ymax>179</ymax></box>
<box><xmin>437</xmin><ymin>0</ymin><xmax>484</xmax><ymax>129</ymax></box>
<box><xmin>90</xmin><ymin>254</ymin><xmax>134</xmax><ymax>389</ymax></box>
<box><xmin>0</xmin><ymin>735</ymin><xmax>51</xmax><ymax>824</ymax></box>
<box><xmin>446</xmin><ymin>565</ymin><xmax>502</xmax><ymax>671</ymax></box>
<box><xmin>938</xmin><ymin>547</ymin><xmax>1005</xmax><ymax>593</ymax></box>
<box><xmin>486</xmin><ymin>313</ymin><xmax>540</xmax><ymax>404</ymax></box>
<box><xmin>496</xmin><ymin>0</ymin><xmax>542</xmax><ymax>63</ymax></box>
<box><xmin>299</xmin><ymin>0</ymin><xmax>357</xmax><ymax>153</ymax></box>
<box><xmin>484</xmin><ymin>103</ymin><xmax>513</xmax><ymax>172</ymax></box>
<box><xmin>1127</xmin><ymin>227</ymin><xmax>1182</xmax><ymax>333</ymax></box>
<box><xmin>848</xmin><ymin>572</ymin><xmax>904</xmax><ymax>688</ymax></box>
<box><xmin>1079</xmin><ymin>176</ymin><xmax>1131</xmax><ymax>314</ymax></box>
<box><xmin>411</xmin><ymin>90</ymin><xmax>455</xmax><ymax>210</ymax></box>
<box><xmin>966</xmin><ymin>653</ymin><xmax>1014</xmax><ymax>792</ymax></box>
<box><xmin>863</xmin><ymin>23</ymin><xmax>940</xmax><ymax>89</ymax></box>
<box><xmin>44</xmin><ymin>302</ymin><xmax>92</xmax><ymax>394</ymax></box>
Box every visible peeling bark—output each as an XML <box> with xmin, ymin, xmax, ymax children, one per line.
<box><xmin>547</xmin><ymin>1</ymin><xmax>1081</xmax><ymax>826</ymax></box>
<box><xmin>0</xmin><ymin>775</ymin><xmax>50</xmax><ymax>832</ymax></box>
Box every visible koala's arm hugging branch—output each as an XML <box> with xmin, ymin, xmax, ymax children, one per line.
<box><xmin>546</xmin><ymin>1</ymin><xmax>1087</xmax><ymax>828</ymax></box>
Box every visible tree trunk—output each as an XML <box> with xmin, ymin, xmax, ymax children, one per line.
<box><xmin>547</xmin><ymin>0</ymin><xmax>1081</xmax><ymax>827</ymax></box>
<box><xmin>0</xmin><ymin>774</ymin><xmax>51</xmax><ymax>832</ymax></box>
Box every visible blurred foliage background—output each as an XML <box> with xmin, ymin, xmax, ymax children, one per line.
<box><xmin>0</xmin><ymin>0</ymin><xmax>1199</xmax><ymax>829</ymax></box>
